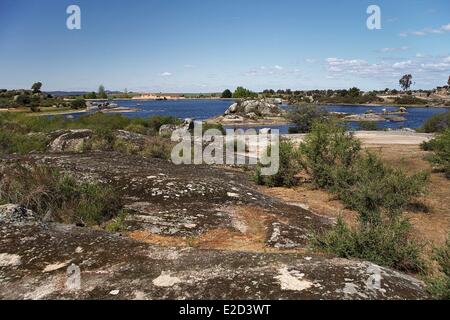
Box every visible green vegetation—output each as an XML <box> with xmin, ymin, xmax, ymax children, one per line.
<box><xmin>399</xmin><ymin>74</ymin><xmax>413</xmax><ymax>91</ymax></box>
<box><xmin>31</xmin><ymin>82</ymin><xmax>42</xmax><ymax>94</ymax></box>
<box><xmin>221</xmin><ymin>89</ymin><xmax>233</xmax><ymax>99</ymax></box>
<box><xmin>393</xmin><ymin>95</ymin><xmax>427</xmax><ymax>105</ymax></box>
<box><xmin>299</xmin><ymin>120</ymin><xmax>362</xmax><ymax>189</ymax></box>
<box><xmin>316</xmin><ymin>216</ymin><xmax>424</xmax><ymax>272</ymax></box>
<box><xmin>0</xmin><ymin>165</ymin><xmax>123</xmax><ymax>226</ymax></box>
<box><xmin>421</xmin><ymin>129</ymin><xmax>450</xmax><ymax>178</ymax></box>
<box><xmin>420</xmin><ymin>111</ymin><xmax>450</xmax><ymax>133</ymax></box>
<box><xmin>255</xmin><ymin>119</ymin><xmax>429</xmax><ymax>272</ymax></box>
<box><xmin>358</xmin><ymin>121</ymin><xmax>379</xmax><ymax>131</ymax></box>
<box><xmin>254</xmin><ymin>140</ymin><xmax>301</xmax><ymax>187</ymax></box>
<box><xmin>98</xmin><ymin>85</ymin><xmax>108</xmax><ymax>99</ymax></box>
<box><xmin>426</xmin><ymin>234</ymin><xmax>450</xmax><ymax>299</ymax></box>
<box><xmin>287</xmin><ymin>105</ymin><xmax>329</xmax><ymax>133</ymax></box>
<box><xmin>70</xmin><ymin>98</ymin><xmax>86</xmax><ymax>110</ymax></box>
<box><xmin>0</xmin><ymin>113</ymin><xmax>180</xmax><ymax>157</ymax></box>
<box><xmin>233</xmin><ymin>86</ymin><xmax>258</xmax><ymax>99</ymax></box>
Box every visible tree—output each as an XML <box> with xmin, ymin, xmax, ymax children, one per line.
<box><xmin>84</xmin><ymin>92</ymin><xmax>97</xmax><ymax>99</ymax></box>
<box><xmin>288</xmin><ymin>105</ymin><xmax>329</xmax><ymax>133</ymax></box>
<box><xmin>447</xmin><ymin>76</ymin><xmax>450</xmax><ymax>87</ymax></box>
<box><xmin>15</xmin><ymin>95</ymin><xmax>31</xmax><ymax>106</ymax></box>
<box><xmin>70</xmin><ymin>98</ymin><xmax>86</xmax><ymax>110</ymax></box>
<box><xmin>399</xmin><ymin>74</ymin><xmax>413</xmax><ymax>91</ymax></box>
<box><xmin>232</xmin><ymin>86</ymin><xmax>258</xmax><ymax>99</ymax></box>
<box><xmin>31</xmin><ymin>82</ymin><xmax>42</xmax><ymax>94</ymax></box>
<box><xmin>98</xmin><ymin>85</ymin><xmax>107</xmax><ymax>99</ymax></box>
<box><xmin>348</xmin><ymin>87</ymin><xmax>361</xmax><ymax>98</ymax></box>
<box><xmin>221</xmin><ymin>89</ymin><xmax>232</xmax><ymax>99</ymax></box>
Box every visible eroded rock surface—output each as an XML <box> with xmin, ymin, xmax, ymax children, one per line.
<box><xmin>0</xmin><ymin>216</ymin><xmax>427</xmax><ymax>299</ymax></box>
<box><xmin>0</xmin><ymin>152</ymin><xmax>429</xmax><ymax>299</ymax></box>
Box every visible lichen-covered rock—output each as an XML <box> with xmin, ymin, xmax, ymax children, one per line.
<box><xmin>0</xmin><ymin>152</ymin><xmax>429</xmax><ymax>300</ymax></box>
<box><xmin>114</xmin><ymin>130</ymin><xmax>150</xmax><ymax>148</ymax></box>
<box><xmin>159</xmin><ymin>118</ymin><xmax>194</xmax><ymax>138</ymax></box>
<box><xmin>48</xmin><ymin>129</ymin><xmax>93</xmax><ymax>153</ymax></box>
<box><xmin>223</xmin><ymin>99</ymin><xmax>283</xmax><ymax>119</ymax></box>
<box><xmin>0</xmin><ymin>204</ymin><xmax>38</xmax><ymax>225</ymax></box>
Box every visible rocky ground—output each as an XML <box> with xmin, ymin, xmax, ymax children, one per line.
<box><xmin>0</xmin><ymin>151</ymin><xmax>430</xmax><ymax>299</ymax></box>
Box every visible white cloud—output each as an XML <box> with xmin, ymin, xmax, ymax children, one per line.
<box><xmin>160</xmin><ymin>72</ymin><xmax>172</xmax><ymax>76</ymax></box>
<box><xmin>325</xmin><ymin>55</ymin><xmax>450</xmax><ymax>84</ymax></box>
<box><xmin>379</xmin><ymin>46</ymin><xmax>410</xmax><ymax>53</ymax></box>
<box><xmin>274</xmin><ymin>65</ymin><xmax>284</xmax><ymax>70</ymax></box>
<box><xmin>305</xmin><ymin>58</ymin><xmax>316</xmax><ymax>63</ymax></box>
<box><xmin>400</xmin><ymin>22</ymin><xmax>450</xmax><ymax>37</ymax></box>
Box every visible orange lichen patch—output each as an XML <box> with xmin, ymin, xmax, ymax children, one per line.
<box><xmin>260</xmin><ymin>186</ymin><xmax>359</xmax><ymax>227</ymax></box>
<box><xmin>195</xmin><ymin>206</ymin><xmax>274</xmax><ymax>252</ymax></box>
<box><xmin>127</xmin><ymin>205</ymin><xmax>307</xmax><ymax>254</ymax></box>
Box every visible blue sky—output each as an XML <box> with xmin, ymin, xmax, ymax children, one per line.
<box><xmin>0</xmin><ymin>0</ymin><xmax>449</xmax><ymax>92</ymax></box>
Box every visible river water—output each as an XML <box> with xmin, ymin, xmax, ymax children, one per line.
<box><xmin>74</xmin><ymin>99</ymin><xmax>448</xmax><ymax>134</ymax></box>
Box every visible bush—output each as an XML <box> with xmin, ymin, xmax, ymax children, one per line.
<box><xmin>314</xmin><ymin>216</ymin><xmax>424</xmax><ymax>272</ymax></box>
<box><xmin>140</xmin><ymin>136</ymin><xmax>174</xmax><ymax>160</ymax></box>
<box><xmin>421</xmin><ymin>129</ymin><xmax>450</xmax><ymax>178</ymax></box>
<box><xmin>393</xmin><ymin>96</ymin><xmax>427</xmax><ymax>105</ymax></box>
<box><xmin>299</xmin><ymin>119</ymin><xmax>361</xmax><ymax>189</ymax></box>
<box><xmin>358</xmin><ymin>121</ymin><xmax>379</xmax><ymax>131</ymax></box>
<box><xmin>0</xmin><ymin>165</ymin><xmax>122</xmax><ymax>226</ymax></box>
<box><xmin>287</xmin><ymin>105</ymin><xmax>329</xmax><ymax>133</ymax></box>
<box><xmin>70</xmin><ymin>99</ymin><xmax>86</xmax><ymax>110</ymax></box>
<box><xmin>333</xmin><ymin>152</ymin><xmax>428</xmax><ymax>223</ymax></box>
<box><xmin>254</xmin><ymin>140</ymin><xmax>301</xmax><ymax>187</ymax></box>
<box><xmin>426</xmin><ymin>235</ymin><xmax>450</xmax><ymax>299</ymax></box>
<box><xmin>221</xmin><ymin>89</ymin><xmax>233</xmax><ymax>99</ymax></box>
<box><xmin>0</xmin><ymin>131</ymin><xmax>48</xmax><ymax>154</ymax></box>
<box><xmin>299</xmin><ymin>119</ymin><xmax>429</xmax><ymax>272</ymax></box>
<box><xmin>233</xmin><ymin>86</ymin><xmax>258</xmax><ymax>99</ymax></box>
<box><xmin>421</xmin><ymin>111</ymin><xmax>450</xmax><ymax>133</ymax></box>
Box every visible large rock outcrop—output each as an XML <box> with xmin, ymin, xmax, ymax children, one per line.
<box><xmin>224</xmin><ymin>99</ymin><xmax>284</xmax><ymax>119</ymax></box>
<box><xmin>47</xmin><ymin>129</ymin><xmax>93</xmax><ymax>153</ymax></box>
<box><xmin>0</xmin><ymin>152</ymin><xmax>429</xmax><ymax>300</ymax></box>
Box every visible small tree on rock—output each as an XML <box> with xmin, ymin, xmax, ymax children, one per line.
<box><xmin>31</xmin><ymin>82</ymin><xmax>42</xmax><ymax>94</ymax></box>
<box><xmin>399</xmin><ymin>75</ymin><xmax>413</xmax><ymax>91</ymax></box>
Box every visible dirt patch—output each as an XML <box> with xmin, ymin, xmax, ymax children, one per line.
<box><xmin>128</xmin><ymin>205</ymin><xmax>293</xmax><ymax>253</ymax></box>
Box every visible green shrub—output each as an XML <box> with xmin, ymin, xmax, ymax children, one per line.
<box><xmin>314</xmin><ymin>216</ymin><xmax>424</xmax><ymax>272</ymax></box>
<box><xmin>254</xmin><ymin>140</ymin><xmax>301</xmax><ymax>187</ymax></box>
<box><xmin>70</xmin><ymin>99</ymin><xmax>86</xmax><ymax>110</ymax></box>
<box><xmin>0</xmin><ymin>131</ymin><xmax>48</xmax><ymax>154</ymax></box>
<box><xmin>124</xmin><ymin>123</ymin><xmax>148</xmax><ymax>135</ymax></box>
<box><xmin>299</xmin><ymin>119</ymin><xmax>361</xmax><ymax>189</ymax></box>
<box><xmin>233</xmin><ymin>86</ymin><xmax>258</xmax><ymax>99</ymax></box>
<box><xmin>426</xmin><ymin>235</ymin><xmax>450</xmax><ymax>299</ymax></box>
<box><xmin>105</xmin><ymin>211</ymin><xmax>128</xmax><ymax>232</ymax></box>
<box><xmin>287</xmin><ymin>105</ymin><xmax>329</xmax><ymax>133</ymax></box>
<box><xmin>421</xmin><ymin>129</ymin><xmax>450</xmax><ymax>178</ymax></box>
<box><xmin>358</xmin><ymin>121</ymin><xmax>379</xmax><ymax>131</ymax></box>
<box><xmin>0</xmin><ymin>165</ymin><xmax>122</xmax><ymax>226</ymax></box>
<box><xmin>333</xmin><ymin>152</ymin><xmax>429</xmax><ymax>223</ymax></box>
<box><xmin>393</xmin><ymin>96</ymin><xmax>427</xmax><ymax>105</ymax></box>
<box><xmin>140</xmin><ymin>137</ymin><xmax>174</xmax><ymax>160</ymax></box>
<box><xmin>421</xmin><ymin>112</ymin><xmax>450</xmax><ymax>133</ymax></box>
<box><xmin>147</xmin><ymin>115</ymin><xmax>181</xmax><ymax>134</ymax></box>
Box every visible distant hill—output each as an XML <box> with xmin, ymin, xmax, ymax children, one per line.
<box><xmin>47</xmin><ymin>91</ymin><xmax>122</xmax><ymax>97</ymax></box>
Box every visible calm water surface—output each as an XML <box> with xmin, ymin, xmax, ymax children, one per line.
<box><xmin>71</xmin><ymin>99</ymin><xmax>448</xmax><ymax>134</ymax></box>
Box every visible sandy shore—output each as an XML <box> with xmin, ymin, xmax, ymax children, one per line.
<box><xmin>286</xmin><ymin>131</ymin><xmax>433</xmax><ymax>145</ymax></box>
